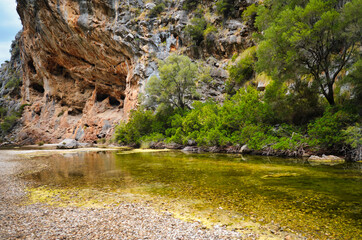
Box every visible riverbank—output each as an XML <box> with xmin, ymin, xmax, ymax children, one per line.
<box><xmin>0</xmin><ymin>147</ymin><xmax>299</xmax><ymax>239</ymax></box>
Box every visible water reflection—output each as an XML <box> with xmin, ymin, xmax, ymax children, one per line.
<box><xmin>24</xmin><ymin>150</ymin><xmax>362</xmax><ymax>239</ymax></box>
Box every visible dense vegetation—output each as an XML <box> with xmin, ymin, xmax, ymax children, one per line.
<box><xmin>115</xmin><ymin>0</ymin><xmax>361</xmax><ymax>160</ymax></box>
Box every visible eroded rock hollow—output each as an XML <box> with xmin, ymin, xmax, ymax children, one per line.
<box><xmin>17</xmin><ymin>0</ymin><xmax>140</xmax><ymax>143</ymax></box>
<box><xmin>14</xmin><ymin>0</ymin><xmax>253</xmax><ymax>143</ymax></box>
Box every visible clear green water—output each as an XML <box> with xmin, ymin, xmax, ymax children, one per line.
<box><xmin>25</xmin><ymin>150</ymin><xmax>362</xmax><ymax>239</ymax></box>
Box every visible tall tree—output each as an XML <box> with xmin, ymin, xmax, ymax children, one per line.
<box><xmin>256</xmin><ymin>0</ymin><xmax>361</xmax><ymax>105</ymax></box>
<box><xmin>145</xmin><ymin>54</ymin><xmax>199</xmax><ymax>110</ymax></box>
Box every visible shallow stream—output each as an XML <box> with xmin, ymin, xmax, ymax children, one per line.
<box><xmin>22</xmin><ymin>150</ymin><xmax>362</xmax><ymax>239</ymax></box>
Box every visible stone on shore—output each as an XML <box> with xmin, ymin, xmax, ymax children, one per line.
<box><xmin>57</xmin><ymin>139</ymin><xmax>79</xmax><ymax>149</ymax></box>
<box><xmin>308</xmin><ymin>154</ymin><xmax>344</xmax><ymax>165</ymax></box>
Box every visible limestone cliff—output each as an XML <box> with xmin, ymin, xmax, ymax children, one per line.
<box><xmin>13</xmin><ymin>0</ymin><xmax>254</xmax><ymax>143</ymax></box>
<box><xmin>0</xmin><ymin>32</ymin><xmax>23</xmax><ymax>141</ymax></box>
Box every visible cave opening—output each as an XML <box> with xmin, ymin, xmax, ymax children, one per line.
<box><xmin>52</xmin><ymin>64</ymin><xmax>65</xmax><ymax>76</ymax></box>
<box><xmin>68</xmin><ymin>108</ymin><xmax>83</xmax><ymax>116</ymax></box>
<box><xmin>96</xmin><ymin>92</ymin><xmax>109</xmax><ymax>102</ymax></box>
<box><xmin>28</xmin><ymin>60</ymin><xmax>37</xmax><ymax>74</ymax></box>
<box><xmin>109</xmin><ymin>96</ymin><xmax>120</xmax><ymax>106</ymax></box>
<box><xmin>30</xmin><ymin>82</ymin><xmax>44</xmax><ymax>93</ymax></box>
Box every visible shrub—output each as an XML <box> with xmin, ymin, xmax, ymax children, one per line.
<box><xmin>343</xmin><ymin>124</ymin><xmax>362</xmax><ymax>161</ymax></box>
<box><xmin>227</xmin><ymin>46</ymin><xmax>257</xmax><ymax>94</ymax></box>
<box><xmin>0</xmin><ymin>114</ymin><xmax>18</xmax><ymax>133</ymax></box>
<box><xmin>242</xmin><ymin>3</ymin><xmax>258</xmax><ymax>22</ymax></box>
<box><xmin>183</xmin><ymin>0</ymin><xmax>200</xmax><ymax>10</ymax></box>
<box><xmin>308</xmin><ymin>108</ymin><xmax>357</xmax><ymax>148</ymax></box>
<box><xmin>220</xmin><ymin>86</ymin><xmax>268</xmax><ymax>133</ymax></box>
<box><xmin>0</xmin><ymin>107</ymin><xmax>6</xmax><ymax>118</ymax></box>
<box><xmin>216</xmin><ymin>0</ymin><xmax>234</xmax><ymax>17</ymax></box>
<box><xmin>114</xmin><ymin>109</ymin><xmax>156</xmax><ymax>146</ymax></box>
<box><xmin>148</xmin><ymin>2</ymin><xmax>165</xmax><ymax>18</ymax></box>
<box><xmin>184</xmin><ymin>17</ymin><xmax>207</xmax><ymax>45</ymax></box>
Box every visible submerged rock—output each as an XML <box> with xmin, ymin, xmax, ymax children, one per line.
<box><xmin>182</xmin><ymin>146</ymin><xmax>199</xmax><ymax>152</ymax></box>
<box><xmin>308</xmin><ymin>155</ymin><xmax>345</xmax><ymax>165</ymax></box>
<box><xmin>57</xmin><ymin>139</ymin><xmax>79</xmax><ymax>149</ymax></box>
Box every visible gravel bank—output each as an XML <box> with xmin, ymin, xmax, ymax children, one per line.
<box><xmin>0</xmin><ymin>150</ymin><xmax>252</xmax><ymax>240</ymax></box>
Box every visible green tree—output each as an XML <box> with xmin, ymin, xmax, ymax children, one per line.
<box><xmin>146</xmin><ymin>54</ymin><xmax>199</xmax><ymax>110</ymax></box>
<box><xmin>257</xmin><ymin>0</ymin><xmax>362</xmax><ymax>105</ymax></box>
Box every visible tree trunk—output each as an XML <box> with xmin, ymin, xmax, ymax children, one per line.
<box><xmin>326</xmin><ymin>87</ymin><xmax>335</xmax><ymax>105</ymax></box>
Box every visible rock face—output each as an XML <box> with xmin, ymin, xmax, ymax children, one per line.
<box><xmin>0</xmin><ymin>32</ymin><xmax>23</xmax><ymax>141</ymax></box>
<box><xmin>12</xmin><ymin>0</ymin><xmax>254</xmax><ymax>144</ymax></box>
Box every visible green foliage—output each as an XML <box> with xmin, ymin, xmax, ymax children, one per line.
<box><xmin>114</xmin><ymin>109</ymin><xmax>156</xmax><ymax>146</ymax></box>
<box><xmin>343</xmin><ymin>124</ymin><xmax>362</xmax><ymax>160</ymax></box>
<box><xmin>148</xmin><ymin>2</ymin><xmax>165</xmax><ymax>18</ymax></box>
<box><xmin>343</xmin><ymin>124</ymin><xmax>362</xmax><ymax>149</ymax></box>
<box><xmin>242</xmin><ymin>3</ymin><xmax>258</xmax><ymax>22</ymax></box>
<box><xmin>5</xmin><ymin>76</ymin><xmax>21</xmax><ymax>90</ymax></box>
<box><xmin>204</xmin><ymin>25</ymin><xmax>217</xmax><ymax>37</ymax></box>
<box><xmin>183</xmin><ymin>0</ymin><xmax>200</xmax><ymax>10</ymax></box>
<box><xmin>184</xmin><ymin>17</ymin><xmax>207</xmax><ymax>45</ymax></box>
<box><xmin>0</xmin><ymin>107</ymin><xmax>6</xmax><ymax>118</ymax></box>
<box><xmin>308</xmin><ymin>108</ymin><xmax>357</xmax><ymax>148</ymax></box>
<box><xmin>226</xmin><ymin>46</ymin><xmax>257</xmax><ymax>94</ymax></box>
<box><xmin>220</xmin><ymin>86</ymin><xmax>268</xmax><ymax>133</ymax></box>
<box><xmin>263</xmin><ymin>80</ymin><xmax>324</xmax><ymax>125</ymax></box>
<box><xmin>145</xmin><ymin>54</ymin><xmax>199</xmax><ymax>110</ymax></box>
<box><xmin>256</xmin><ymin>0</ymin><xmax>361</xmax><ymax>105</ymax></box>
<box><xmin>0</xmin><ymin>114</ymin><xmax>18</xmax><ymax>133</ymax></box>
<box><xmin>216</xmin><ymin>0</ymin><xmax>234</xmax><ymax>17</ymax></box>
<box><xmin>340</xmin><ymin>58</ymin><xmax>362</xmax><ymax>111</ymax></box>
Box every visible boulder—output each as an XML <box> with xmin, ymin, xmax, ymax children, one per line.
<box><xmin>57</xmin><ymin>139</ymin><xmax>79</xmax><ymax>149</ymax></box>
<box><xmin>308</xmin><ymin>155</ymin><xmax>344</xmax><ymax>165</ymax></box>
<box><xmin>239</xmin><ymin>144</ymin><xmax>252</xmax><ymax>154</ymax></box>
<box><xmin>182</xmin><ymin>146</ymin><xmax>199</xmax><ymax>152</ymax></box>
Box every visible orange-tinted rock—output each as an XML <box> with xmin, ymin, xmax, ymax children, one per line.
<box><xmin>16</xmin><ymin>0</ymin><xmax>139</xmax><ymax>143</ymax></box>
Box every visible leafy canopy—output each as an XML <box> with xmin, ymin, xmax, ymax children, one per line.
<box><xmin>145</xmin><ymin>54</ymin><xmax>199</xmax><ymax>110</ymax></box>
<box><xmin>256</xmin><ymin>0</ymin><xmax>362</xmax><ymax>105</ymax></box>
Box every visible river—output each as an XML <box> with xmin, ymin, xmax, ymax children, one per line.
<box><xmin>16</xmin><ymin>149</ymin><xmax>362</xmax><ymax>239</ymax></box>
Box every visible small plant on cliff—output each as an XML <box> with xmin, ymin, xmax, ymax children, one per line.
<box><xmin>148</xmin><ymin>1</ymin><xmax>166</xmax><ymax>18</ymax></box>
<box><xmin>0</xmin><ymin>114</ymin><xmax>18</xmax><ymax>133</ymax></box>
<box><xmin>184</xmin><ymin>17</ymin><xmax>207</xmax><ymax>45</ymax></box>
<box><xmin>216</xmin><ymin>0</ymin><xmax>235</xmax><ymax>18</ymax></box>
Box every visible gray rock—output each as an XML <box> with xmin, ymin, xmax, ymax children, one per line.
<box><xmin>172</xmin><ymin>11</ymin><xmax>188</xmax><ymax>24</ymax></box>
<box><xmin>182</xmin><ymin>146</ymin><xmax>199</xmax><ymax>152</ymax></box>
<box><xmin>239</xmin><ymin>145</ymin><xmax>252</xmax><ymax>154</ymax></box>
<box><xmin>57</xmin><ymin>139</ymin><xmax>79</xmax><ymax>149</ymax></box>
<box><xmin>145</xmin><ymin>3</ymin><xmax>156</xmax><ymax>9</ymax></box>
<box><xmin>225</xmin><ymin>20</ymin><xmax>244</xmax><ymax>31</ymax></box>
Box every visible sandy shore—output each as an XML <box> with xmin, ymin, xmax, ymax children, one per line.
<box><xmin>0</xmin><ymin>148</ymin><xmax>253</xmax><ymax>240</ymax></box>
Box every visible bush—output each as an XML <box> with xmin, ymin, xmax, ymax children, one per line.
<box><xmin>242</xmin><ymin>3</ymin><xmax>258</xmax><ymax>22</ymax></box>
<box><xmin>343</xmin><ymin>124</ymin><xmax>362</xmax><ymax>161</ymax></box>
<box><xmin>0</xmin><ymin>114</ymin><xmax>18</xmax><ymax>133</ymax></box>
<box><xmin>148</xmin><ymin>2</ymin><xmax>165</xmax><ymax>18</ymax></box>
<box><xmin>226</xmin><ymin>46</ymin><xmax>257</xmax><ymax>94</ymax></box>
<box><xmin>114</xmin><ymin>109</ymin><xmax>156</xmax><ymax>146</ymax></box>
<box><xmin>216</xmin><ymin>0</ymin><xmax>235</xmax><ymax>17</ymax></box>
<box><xmin>184</xmin><ymin>17</ymin><xmax>207</xmax><ymax>45</ymax></box>
<box><xmin>308</xmin><ymin>108</ymin><xmax>357</xmax><ymax>148</ymax></box>
<box><xmin>220</xmin><ymin>86</ymin><xmax>268</xmax><ymax>133</ymax></box>
<box><xmin>183</xmin><ymin>0</ymin><xmax>200</xmax><ymax>10</ymax></box>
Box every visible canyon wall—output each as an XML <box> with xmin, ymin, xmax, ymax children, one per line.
<box><xmin>12</xmin><ymin>0</ymin><xmax>253</xmax><ymax>143</ymax></box>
